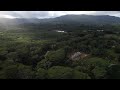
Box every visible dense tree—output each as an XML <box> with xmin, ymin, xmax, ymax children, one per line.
<box><xmin>0</xmin><ymin>22</ymin><xmax>120</xmax><ymax>79</ymax></box>
<box><xmin>105</xmin><ymin>65</ymin><xmax>120</xmax><ymax>79</ymax></box>
<box><xmin>118</xmin><ymin>55</ymin><xmax>120</xmax><ymax>62</ymax></box>
<box><xmin>47</xmin><ymin>66</ymin><xmax>73</xmax><ymax>79</ymax></box>
<box><xmin>4</xmin><ymin>65</ymin><xmax>18</xmax><ymax>79</ymax></box>
<box><xmin>35</xmin><ymin>68</ymin><xmax>47</xmax><ymax>79</ymax></box>
<box><xmin>17</xmin><ymin>64</ymin><xmax>35</xmax><ymax>79</ymax></box>
<box><xmin>45</xmin><ymin>49</ymin><xmax>66</xmax><ymax>65</ymax></box>
<box><xmin>37</xmin><ymin>59</ymin><xmax>52</xmax><ymax>69</ymax></box>
<box><xmin>0</xmin><ymin>49</ymin><xmax>8</xmax><ymax>60</ymax></box>
<box><xmin>5</xmin><ymin>65</ymin><xmax>34</xmax><ymax>79</ymax></box>
<box><xmin>92</xmin><ymin>48</ymin><xmax>107</xmax><ymax>57</ymax></box>
<box><xmin>73</xmin><ymin>70</ymin><xmax>90</xmax><ymax>79</ymax></box>
<box><xmin>76</xmin><ymin>57</ymin><xmax>110</xmax><ymax>79</ymax></box>
<box><xmin>7</xmin><ymin>52</ymin><xmax>18</xmax><ymax>62</ymax></box>
<box><xmin>114</xmin><ymin>45</ymin><xmax>120</xmax><ymax>53</ymax></box>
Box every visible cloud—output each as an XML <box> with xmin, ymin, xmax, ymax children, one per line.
<box><xmin>13</xmin><ymin>11</ymin><xmax>49</xmax><ymax>18</ymax></box>
<box><xmin>91</xmin><ymin>11</ymin><xmax>120</xmax><ymax>16</ymax></box>
<box><xmin>0</xmin><ymin>11</ymin><xmax>50</xmax><ymax>18</ymax></box>
<box><xmin>0</xmin><ymin>11</ymin><xmax>120</xmax><ymax>19</ymax></box>
<box><xmin>48</xmin><ymin>11</ymin><xmax>96</xmax><ymax>17</ymax></box>
<box><xmin>0</xmin><ymin>15</ymin><xmax>18</xmax><ymax>19</ymax></box>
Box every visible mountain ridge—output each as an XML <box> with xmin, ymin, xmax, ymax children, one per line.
<box><xmin>0</xmin><ymin>15</ymin><xmax>120</xmax><ymax>30</ymax></box>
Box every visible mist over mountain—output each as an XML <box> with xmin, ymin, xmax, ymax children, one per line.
<box><xmin>1</xmin><ymin>15</ymin><xmax>120</xmax><ymax>24</ymax></box>
<box><xmin>1</xmin><ymin>15</ymin><xmax>120</xmax><ymax>31</ymax></box>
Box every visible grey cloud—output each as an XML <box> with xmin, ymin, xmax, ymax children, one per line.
<box><xmin>0</xmin><ymin>11</ymin><xmax>50</xmax><ymax>18</ymax></box>
<box><xmin>92</xmin><ymin>11</ymin><xmax>120</xmax><ymax>16</ymax></box>
<box><xmin>8</xmin><ymin>11</ymin><xmax>50</xmax><ymax>18</ymax></box>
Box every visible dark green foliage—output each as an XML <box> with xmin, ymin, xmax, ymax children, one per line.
<box><xmin>0</xmin><ymin>49</ymin><xmax>8</xmax><ymax>60</ymax></box>
<box><xmin>35</xmin><ymin>68</ymin><xmax>47</xmax><ymax>79</ymax></box>
<box><xmin>47</xmin><ymin>66</ymin><xmax>73</xmax><ymax>79</ymax></box>
<box><xmin>114</xmin><ymin>46</ymin><xmax>120</xmax><ymax>53</ymax></box>
<box><xmin>45</xmin><ymin>49</ymin><xmax>66</xmax><ymax>65</ymax></box>
<box><xmin>2</xmin><ymin>63</ymin><xmax>35</xmax><ymax>79</ymax></box>
<box><xmin>0</xmin><ymin>21</ymin><xmax>120</xmax><ymax>79</ymax></box>
<box><xmin>92</xmin><ymin>48</ymin><xmax>107</xmax><ymax>57</ymax></box>
<box><xmin>17</xmin><ymin>64</ymin><xmax>35</xmax><ymax>79</ymax></box>
<box><xmin>118</xmin><ymin>55</ymin><xmax>120</xmax><ymax>62</ymax></box>
<box><xmin>4</xmin><ymin>65</ymin><xmax>19</xmax><ymax>79</ymax></box>
<box><xmin>37</xmin><ymin>59</ymin><xmax>52</xmax><ymax>69</ymax></box>
<box><xmin>106</xmin><ymin>65</ymin><xmax>120</xmax><ymax>79</ymax></box>
<box><xmin>7</xmin><ymin>52</ymin><xmax>18</xmax><ymax>62</ymax></box>
<box><xmin>72</xmin><ymin>70</ymin><xmax>90</xmax><ymax>79</ymax></box>
<box><xmin>76</xmin><ymin>57</ymin><xmax>110</xmax><ymax>79</ymax></box>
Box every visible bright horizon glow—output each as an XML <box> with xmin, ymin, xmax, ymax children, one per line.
<box><xmin>0</xmin><ymin>15</ymin><xmax>19</xmax><ymax>19</ymax></box>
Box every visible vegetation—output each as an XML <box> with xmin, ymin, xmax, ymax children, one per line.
<box><xmin>0</xmin><ymin>16</ymin><xmax>120</xmax><ymax>79</ymax></box>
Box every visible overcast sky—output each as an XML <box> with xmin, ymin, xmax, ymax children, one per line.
<box><xmin>0</xmin><ymin>11</ymin><xmax>120</xmax><ymax>19</ymax></box>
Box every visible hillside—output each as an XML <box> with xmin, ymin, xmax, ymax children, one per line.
<box><xmin>0</xmin><ymin>14</ymin><xmax>120</xmax><ymax>79</ymax></box>
<box><xmin>0</xmin><ymin>15</ymin><xmax>120</xmax><ymax>26</ymax></box>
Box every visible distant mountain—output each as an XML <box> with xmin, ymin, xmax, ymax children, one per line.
<box><xmin>52</xmin><ymin>15</ymin><xmax>120</xmax><ymax>25</ymax></box>
<box><xmin>1</xmin><ymin>15</ymin><xmax>120</xmax><ymax>25</ymax></box>
<box><xmin>0</xmin><ymin>15</ymin><xmax>120</xmax><ymax>30</ymax></box>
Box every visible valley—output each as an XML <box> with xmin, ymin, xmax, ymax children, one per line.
<box><xmin>0</xmin><ymin>15</ymin><xmax>120</xmax><ymax>79</ymax></box>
